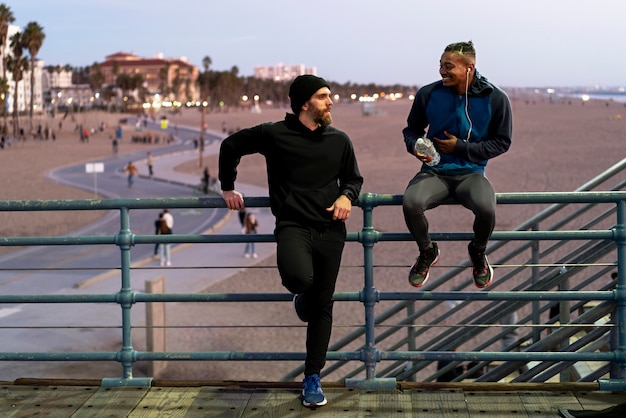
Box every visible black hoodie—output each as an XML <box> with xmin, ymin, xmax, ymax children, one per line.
<box><xmin>219</xmin><ymin>113</ymin><xmax>363</xmax><ymax>228</ymax></box>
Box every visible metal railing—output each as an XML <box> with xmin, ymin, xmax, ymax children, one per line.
<box><xmin>0</xmin><ymin>184</ymin><xmax>625</xmax><ymax>390</ymax></box>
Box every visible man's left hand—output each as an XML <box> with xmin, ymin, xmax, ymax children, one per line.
<box><xmin>434</xmin><ymin>130</ymin><xmax>458</xmax><ymax>153</ymax></box>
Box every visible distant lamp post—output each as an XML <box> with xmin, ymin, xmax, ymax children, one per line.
<box><xmin>199</xmin><ymin>99</ymin><xmax>208</xmax><ymax>167</ymax></box>
<box><xmin>252</xmin><ymin>94</ymin><xmax>261</xmax><ymax>114</ymax></box>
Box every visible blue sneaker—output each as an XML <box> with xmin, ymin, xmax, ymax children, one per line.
<box><xmin>301</xmin><ymin>374</ymin><xmax>327</xmax><ymax>407</ymax></box>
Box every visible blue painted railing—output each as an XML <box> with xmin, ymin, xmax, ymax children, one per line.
<box><xmin>0</xmin><ymin>190</ymin><xmax>624</xmax><ymax>390</ymax></box>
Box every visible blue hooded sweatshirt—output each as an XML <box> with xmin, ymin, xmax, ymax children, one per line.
<box><xmin>403</xmin><ymin>70</ymin><xmax>512</xmax><ymax>175</ymax></box>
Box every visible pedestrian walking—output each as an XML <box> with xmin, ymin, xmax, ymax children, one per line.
<box><xmin>243</xmin><ymin>212</ymin><xmax>259</xmax><ymax>258</ymax></box>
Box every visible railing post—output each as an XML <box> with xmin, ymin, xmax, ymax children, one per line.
<box><xmin>346</xmin><ymin>193</ymin><xmax>396</xmax><ymax>390</ymax></box>
<box><xmin>531</xmin><ymin>224</ymin><xmax>542</xmax><ymax>344</ymax></box>
<box><xmin>102</xmin><ymin>206</ymin><xmax>152</xmax><ymax>388</ymax></box>
<box><xmin>600</xmin><ymin>199</ymin><xmax>626</xmax><ymax>390</ymax></box>
<box><xmin>405</xmin><ymin>302</ymin><xmax>416</xmax><ymax>382</ymax></box>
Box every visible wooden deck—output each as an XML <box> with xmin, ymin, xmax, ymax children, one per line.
<box><xmin>1</xmin><ymin>380</ymin><xmax>625</xmax><ymax>417</ymax></box>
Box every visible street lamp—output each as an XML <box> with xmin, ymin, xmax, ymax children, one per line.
<box><xmin>253</xmin><ymin>95</ymin><xmax>260</xmax><ymax>113</ymax></box>
<box><xmin>199</xmin><ymin>99</ymin><xmax>207</xmax><ymax>167</ymax></box>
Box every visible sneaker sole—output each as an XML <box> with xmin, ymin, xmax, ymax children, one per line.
<box><xmin>409</xmin><ymin>254</ymin><xmax>440</xmax><ymax>288</ymax></box>
<box><xmin>474</xmin><ymin>261</ymin><xmax>494</xmax><ymax>289</ymax></box>
<box><xmin>302</xmin><ymin>394</ymin><xmax>327</xmax><ymax>407</ymax></box>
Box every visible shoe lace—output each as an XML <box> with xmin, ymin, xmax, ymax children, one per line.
<box><xmin>414</xmin><ymin>248</ymin><xmax>436</xmax><ymax>274</ymax></box>
<box><xmin>471</xmin><ymin>254</ymin><xmax>490</xmax><ymax>279</ymax></box>
<box><xmin>304</xmin><ymin>375</ymin><xmax>321</xmax><ymax>392</ymax></box>
<box><xmin>414</xmin><ymin>259</ymin><xmax>429</xmax><ymax>275</ymax></box>
<box><xmin>473</xmin><ymin>264</ymin><xmax>487</xmax><ymax>276</ymax></box>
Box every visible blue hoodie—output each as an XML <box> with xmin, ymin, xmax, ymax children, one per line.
<box><xmin>403</xmin><ymin>70</ymin><xmax>512</xmax><ymax>175</ymax></box>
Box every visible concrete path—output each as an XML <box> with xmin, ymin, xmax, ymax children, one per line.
<box><xmin>79</xmin><ymin>128</ymin><xmax>277</xmax><ymax>294</ymax></box>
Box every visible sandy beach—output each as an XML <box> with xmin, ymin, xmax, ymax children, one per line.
<box><xmin>1</xmin><ymin>94</ymin><xmax>625</xmax><ymax>381</ymax></box>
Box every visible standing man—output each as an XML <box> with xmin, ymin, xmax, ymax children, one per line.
<box><xmin>402</xmin><ymin>41</ymin><xmax>512</xmax><ymax>289</ymax></box>
<box><xmin>159</xmin><ymin>209</ymin><xmax>174</xmax><ymax>266</ymax></box>
<box><xmin>219</xmin><ymin>75</ymin><xmax>363</xmax><ymax>408</ymax></box>
<box><xmin>147</xmin><ymin>152</ymin><xmax>154</xmax><ymax>178</ymax></box>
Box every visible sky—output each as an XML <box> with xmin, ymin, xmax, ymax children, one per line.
<box><xmin>6</xmin><ymin>0</ymin><xmax>626</xmax><ymax>88</ymax></box>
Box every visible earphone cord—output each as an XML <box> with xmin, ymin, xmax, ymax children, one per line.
<box><xmin>464</xmin><ymin>71</ymin><xmax>473</xmax><ymax>141</ymax></box>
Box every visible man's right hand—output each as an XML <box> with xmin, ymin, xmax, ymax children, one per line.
<box><xmin>222</xmin><ymin>190</ymin><xmax>245</xmax><ymax>210</ymax></box>
<box><xmin>415</xmin><ymin>151</ymin><xmax>433</xmax><ymax>163</ymax></box>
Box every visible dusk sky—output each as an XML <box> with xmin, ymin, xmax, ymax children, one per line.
<box><xmin>7</xmin><ymin>0</ymin><xmax>626</xmax><ymax>88</ymax></box>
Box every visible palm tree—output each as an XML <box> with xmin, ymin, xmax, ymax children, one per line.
<box><xmin>87</xmin><ymin>63</ymin><xmax>104</xmax><ymax>91</ymax></box>
<box><xmin>7</xmin><ymin>31</ymin><xmax>26</xmax><ymax>138</ymax></box>
<box><xmin>116</xmin><ymin>73</ymin><xmax>132</xmax><ymax>101</ymax></box>
<box><xmin>0</xmin><ymin>4</ymin><xmax>15</xmax><ymax>128</ymax></box>
<box><xmin>0</xmin><ymin>76</ymin><xmax>8</xmax><ymax>134</ymax></box>
<box><xmin>86</xmin><ymin>63</ymin><xmax>104</xmax><ymax>110</ymax></box>
<box><xmin>22</xmin><ymin>21</ymin><xmax>45</xmax><ymax>132</ymax></box>
<box><xmin>158</xmin><ymin>64</ymin><xmax>170</xmax><ymax>98</ymax></box>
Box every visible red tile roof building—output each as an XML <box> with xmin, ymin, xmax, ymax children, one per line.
<box><xmin>99</xmin><ymin>52</ymin><xmax>199</xmax><ymax>102</ymax></box>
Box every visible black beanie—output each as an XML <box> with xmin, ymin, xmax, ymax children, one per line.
<box><xmin>288</xmin><ymin>75</ymin><xmax>330</xmax><ymax>115</ymax></box>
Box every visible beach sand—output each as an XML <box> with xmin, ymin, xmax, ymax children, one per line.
<box><xmin>1</xmin><ymin>95</ymin><xmax>625</xmax><ymax>381</ymax></box>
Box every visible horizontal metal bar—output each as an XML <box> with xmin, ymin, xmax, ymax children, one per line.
<box><xmin>0</xmin><ymin>191</ymin><xmax>625</xmax><ymax>212</ymax></box>
<box><xmin>0</xmin><ymin>349</ymin><xmax>618</xmax><ymax>364</ymax></box>
<box><xmin>0</xmin><ymin>290</ymin><xmax>615</xmax><ymax>305</ymax></box>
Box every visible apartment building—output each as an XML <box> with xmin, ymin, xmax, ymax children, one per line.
<box><xmin>98</xmin><ymin>51</ymin><xmax>199</xmax><ymax>103</ymax></box>
<box><xmin>253</xmin><ymin>63</ymin><xmax>317</xmax><ymax>82</ymax></box>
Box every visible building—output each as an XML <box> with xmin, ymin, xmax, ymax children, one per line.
<box><xmin>253</xmin><ymin>63</ymin><xmax>317</xmax><ymax>82</ymax></box>
<box><xmin>98</xmin><ymin>52</ymin><xmax>199</xmax><ymax>103</ymax></box>
<box><xmin>0</xmin><ymin>25</ymin><xmax>44</xmax><ymax>116</ymax></box>
<box><xmin>42</xmin><ymin>66</ymin><xmax>73</xmax><ymax>90</ymax></box>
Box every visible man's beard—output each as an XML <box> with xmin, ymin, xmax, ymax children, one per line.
<box><xmin>310</xmin><ymin>106</ymin><xmax>332</xmax><ymax>127</ymax></box>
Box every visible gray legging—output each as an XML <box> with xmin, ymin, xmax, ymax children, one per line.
<box><xmin>402</xmin><ymin>172</ymin><xmax>496</xmax><ymax>251</ymax></box>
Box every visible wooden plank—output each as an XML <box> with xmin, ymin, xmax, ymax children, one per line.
<box><xmin>4</xmin><ymin>384</ymin><xmax>626</xmax><ymax>417</ymax></box>
<box><xmin>464</xmin><ymin>391</ymin><xmax>528</xmax><ymax>417</ymax></box>
<box><xmin>572</xmin><ymin>391</ymin><xmax>626</xmax><ymax>411</ymax></box>
<box><xmin>320</xmin><ymin>387</ymin><xmax>360</xmax><ymax>417</ymax></box>
<box><xmin>357</xmin><ymin>390</ymin><xmax>414</xmax><ymax>417</ymax></box>
<box><xmin>0</xmin><ymin>386</ymin><xmax>53</xmax><ymax>418</ymax></box>
<box><xmin>187</xmin><ymin>387</ymin><xmax>251</xmax><ymax>418</ymax></box>
<box><xmin>127</xmin><ymin>387</ymin><xmax>200</xmax><ymax>417</ymax></box>
<box><xmin>0</xmin><ymin>385</ymin><xmax>95</xmax><ymax>418</ymax></box>
<box><xmin>409</xmin><ymin>389</ymin><xmax>469</xmax><ymax>418</ymax></box>
<box><xmin>72</xmin><ymin>387</ymin><xmax>149</xmax><ymax>418</ymax></box>
<box><xmin>245</xmin><ymin>388</ymin><xmax>302</xmax><ymax>417</ymax></box>
<box><xmin>519</xmin><ymin>391</ymin><xmax>581</xmax><ymax>416</ymax></box>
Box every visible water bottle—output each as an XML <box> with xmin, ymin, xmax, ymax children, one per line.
<box><xmin>414</xmin><ymin>137</ymin><xmax>440</xmax><ymax>166</ymax></box>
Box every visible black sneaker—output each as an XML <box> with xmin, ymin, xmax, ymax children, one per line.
<box><xmin>293</xmin><ymin>294</ymin><xmax>309</xmax><ymax>322</ymax></box>
<box><xmin>468</xmin><ymin>241</ymin><xmax>493</xmax><ymax>288</ymax></box>
<box><xmin>408</xmin><ymin>242</ymin><xmax>440</xmax><ymax>288</ymax></box>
